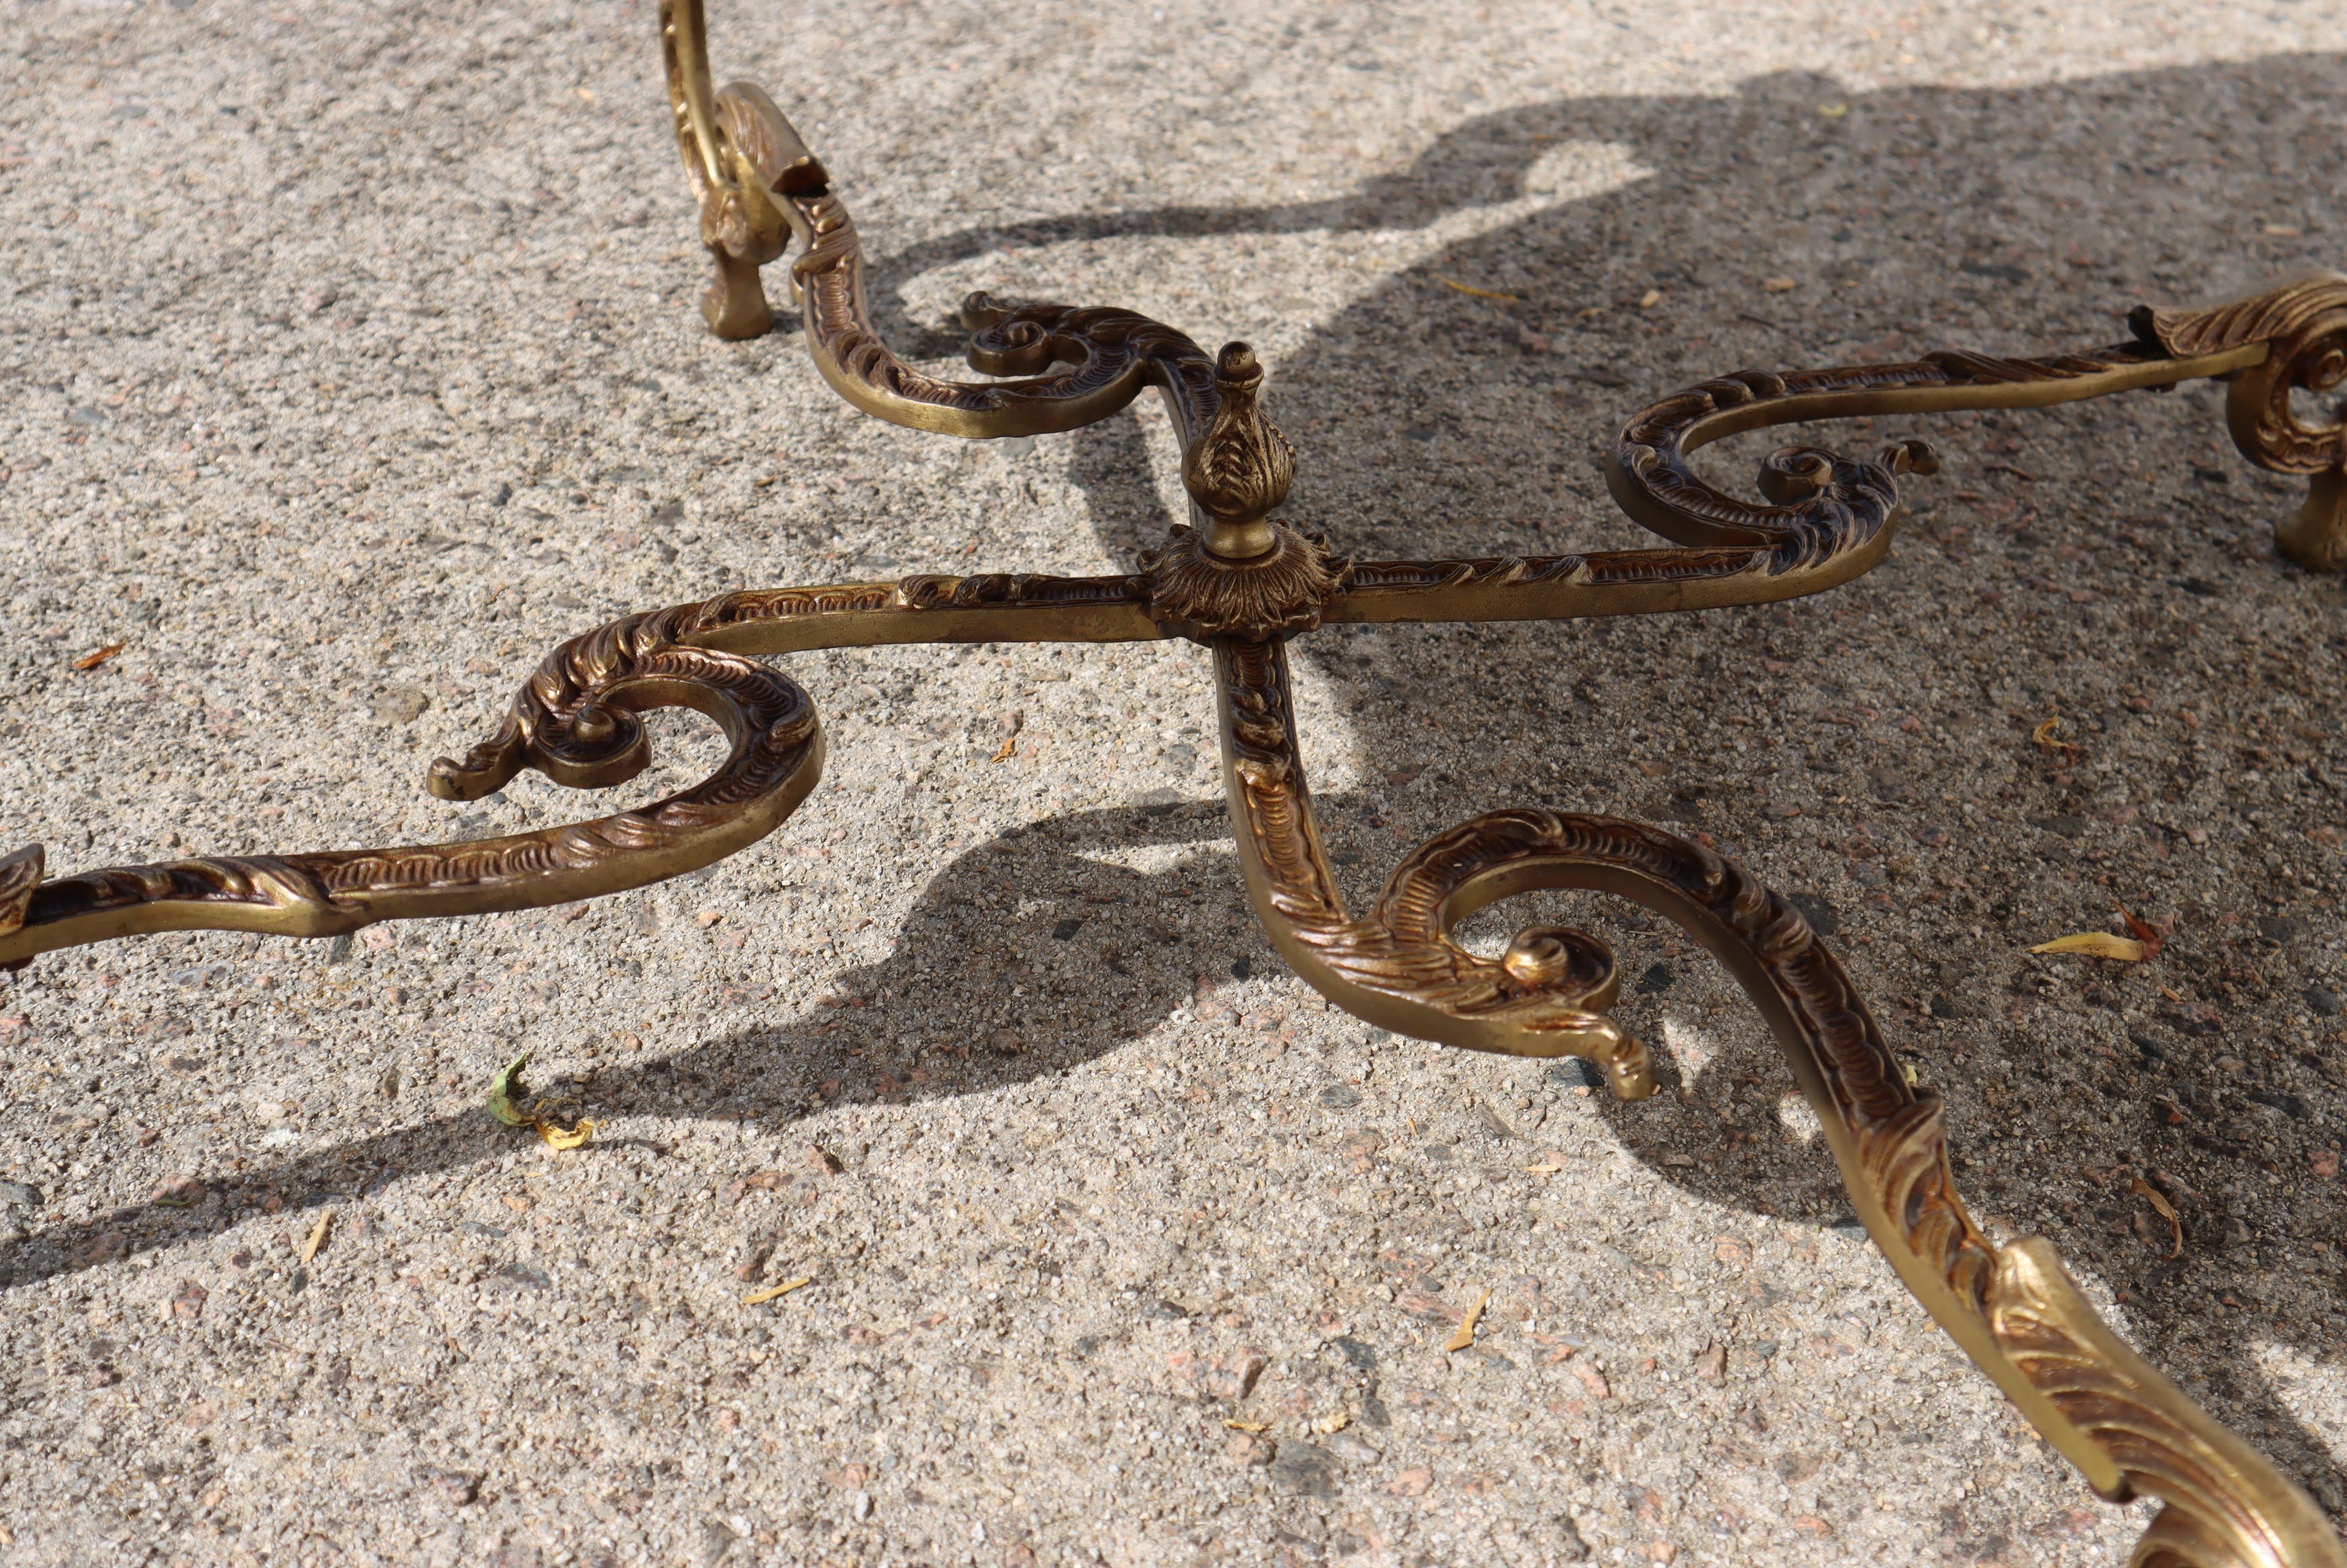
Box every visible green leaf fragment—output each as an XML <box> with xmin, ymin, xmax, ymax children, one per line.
<box><xmin>487</xmin><ymin>1052</ymin><xmax>533</xmax><ymax>1127</ymax></box>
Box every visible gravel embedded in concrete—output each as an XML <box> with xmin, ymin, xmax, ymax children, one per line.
<box><xmin>2</xmin><ymin>1</ymin><xmax>2346</xmax><ymax>1563</ymax></box>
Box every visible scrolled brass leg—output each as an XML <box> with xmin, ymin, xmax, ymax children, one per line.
<box><xmin>2135</xmin><ymin>274</ymin><xmax>2347</xmax><ymax>572</ymax></box>
<box><xmin>1221</xmin><ymin>759</ymin><xmax>2344</xmax><ymax>1565</ymax></box>
<box><xmin>0</xmin><ymin>572</ymin><xmax>1177</xmax><ymax>969</ymax></box>
<box><xmin>661</xmin><ymin>0</ymin><xmax>794</xmax><ymax>339</ymax></box>
<box><xmin>1212</xmin><ymin>639</ymin><xmax>1651</xmax><ymax>1085</ymax></box>
<box><xmin>1205</xmin><ymin>624</ymin><xmax>2341</xmax><ymax>1565</ymax></box>
<box><xmin>0</xmin><ymin>603</ymin><xmax>823</xmax><ymax>966</ymax></box>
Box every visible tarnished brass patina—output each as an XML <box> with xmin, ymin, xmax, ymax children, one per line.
<box><xmin>5</xmin><ymin>4</ymin><xmax>2345</xmax><ymax>1562</ymax></box>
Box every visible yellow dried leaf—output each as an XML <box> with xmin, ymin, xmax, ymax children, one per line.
<box><xmin>2131</xmin><ymin>1176</ymin><xmax>2184</xmax><ymax>1258</ymax></box>
<box><xmin>991</xmin><ymin>734</ymin><xmax>1017</xmax><ymax>764</ymax></box>
<box><xmin>535</xmin><ymin>1117</ymin><xmax>596</xmax><ymax>1151</ymax></box>
<box><xmin>487</xmin><ymin>1054</ymin><xmax>532</xmax><ymax>1126</ymax></box>
<box><xmin>1445</xmin><ymin>1288</ymin><xmax>1493</xmax><ymax>1353</ymax></box>
<box><xmin>1762</xmin><ymin>276</ymin><xmax>1798</xmax><ymax>293</ymax></box>
<box><xmin>1522</xmin><ymin>1158</ymin><xmax>1568</xmax><ymax>1176</ymax></box>
<box><xmin>1638</xmin><ymin>289</ymin><xmax>1662</xmax><ymax>309</ymax></box>
<box><xmin>1223</xmin><ymin>1419</ymin><xmax>1270</xmax><ymax>1433</ymax></box>
<box><xmin>1435</xmin><ymin>275</ymin><xmax>1522</xmax><ymax>303</ymax></box>
<box><xmin>1311</xmin><ymin>1412</ymin><xmax>1350</xmax><ymax>1434</ymax></box>
<box><xmin>2033</xmin><ymin>714</ymin><xmax>2085</xmax><ymax>761</ymax></box>
<box><xmin>299</xmin><ymin>1208</ymin><xmax>334</xmax><ymax>1265</ymax></box>
<box><xmin>1818</xmin><ymin>101</ymin><xmax>1849</xmax><ymax>118</ymax></box>
<box><xmin>742</xmin><ymin>1276</ymin><xmax>813</xmax><ymax>1306</ymax></box>
<box><xmin>2029</xmin><ymin>932</ymin><xmax>2150</xmax><ymax>962</ymax></box>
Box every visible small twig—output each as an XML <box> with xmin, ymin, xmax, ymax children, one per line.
<box><xmin>743</xmin><ymin>1276</ymin><xmax>812</xmax><ymax>1306</ymax></box>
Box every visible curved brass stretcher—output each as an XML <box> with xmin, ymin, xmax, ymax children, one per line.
<box><xmin>7</xmin><ymin>3</ymin><xmax>2347</xmax><ymax>1561</ymax></box>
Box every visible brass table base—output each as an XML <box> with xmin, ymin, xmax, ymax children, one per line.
<box><xmin>5</xmin><ymin>6</ymin><xmax>2346</xmax><ymax>1563</ymax></box>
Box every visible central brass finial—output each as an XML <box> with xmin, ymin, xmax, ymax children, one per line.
<box><xmin>1181</xmin><ymin>342</ymin><xmax>1296</xmax><ymax>560</ymax></box>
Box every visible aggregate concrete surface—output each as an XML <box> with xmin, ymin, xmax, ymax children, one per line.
<box><xmin>3</xmin><ymin>1</ymin><xmax>2346</xmax><ymax>1564</ymax></box>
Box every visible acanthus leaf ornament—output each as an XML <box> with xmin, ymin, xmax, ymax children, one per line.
<box><xmin>1140</xmin><ymin>524</ymin><xmax>1349</xmax><ymax>643</ymax></box>
<box><xmin>1180</xmin><ymin>341</ymin><xmax>1299</xmax><ymax>560</ymax></box>
<box><xmin>3</xmin><ymin>7</ymin><xmax>2342</xmax><ymax>1565</ymax></box>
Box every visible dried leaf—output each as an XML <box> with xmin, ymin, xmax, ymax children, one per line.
<box><xmin>487</xmin><ymin>1054</ymin><xmax>532</xmax><ymax>1126</ymax></box>
<box><xmin>2031</xmin><ymin>718</ymin><xmax>2088</xmax><ymax>775</ymax></box>
<box><xmin>299</xmin><ymin>1208</ymin><xmax>334</xmax><ymax>1265</ymax></box>
<box><xmin>1445</xmin><ymin>1288</ymin><xmax>1493</xmax><ymax>1353</ymax></box>
<box><xmin>988</xmin><ymin>710</ymin><xmax>1025</xmax><ymax>764</ymax></box>
<box><xmin>2029</xmin><ymin>931</ymin><xmax>2151</xmax><ymax>962</ymax></box>
<box><xmin>1223</xmin><ymin>1419</ymin><xmax>1270</xmax><ymax>1434</ymax></box>
<box><xmin>535</xmin><ymin>1117</ymin><xmax>596</xmax><ymax>1151</ymax></box>
<box><xmin>1818</xmin><ymin>101</ymin><xmax>1849</xmax><ymax>118</ymax></box>
<box><xmin>2131</xmin><ymin>1176</ymin><xmax>2185</xmax><ymax>1258</ymax></box>
<box><xmin>2112</xmin><ymin>903</ymin><xmax>2168</xmax><ymax>959</ymax></box>
<box><xmin>1311</xmin><ymin>1412</ymin><xmax>1350</xmax><ymax>1434</ymax></box>
<box><xmin>71</xmin><ymin>642</ymin><xmax>126</xmax><ymax>671</ymax></box>
<box><xmin>1761</xmin><ymin>276</ymin><xmax>1798</xmax><ymax>293</ymax></box>
<box><xmin>742</xmin><ymin>1276</ymin><xmax>812</xmax><ymax>1306</ymax></box>
<box><xmin>1435</xmin><ymin>275</ymin><xmax>1522</xmax><ymax>303</ymax></box>
<box><xmin>1522</xmin><ymin>1156</ymin><xmax>1568</xmax><ymax>1176</ymax></box>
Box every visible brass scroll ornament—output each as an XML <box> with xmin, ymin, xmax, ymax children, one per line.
<box><xmin>4</xmin><ymin>4</ymin><xmax>2344</xmax><ymax>1562</ymax></box>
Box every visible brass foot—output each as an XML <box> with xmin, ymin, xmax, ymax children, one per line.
<box><xmin>700</xmin><ymin>247</ymin><xmax>773</xmax><ymax>340</ymax></box>
<box><xmin>2276</xmin><ymin>468</ymin><xmax>2347</xmax><ymax>571</ymax></box>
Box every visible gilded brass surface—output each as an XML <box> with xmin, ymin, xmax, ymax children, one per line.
<box><xmin>3</xmin><ymin>4</ymin><xmax>2344</xmax><ymax>1562</ymax></box>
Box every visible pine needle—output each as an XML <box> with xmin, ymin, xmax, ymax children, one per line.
<box><xmin>1435</xmin><ymin>276</ymin><xmax>1522</xmax><ymax>303</ymax></box>
<box><xmin>299</xmin><ymin>1208</ymin><xmax>334</xmax><ymax>1265</ymax></box>
<box><xmin>742</xmin><ymin>1277</ymin><xmax>812</xmax><ymax>1306</ymax></box>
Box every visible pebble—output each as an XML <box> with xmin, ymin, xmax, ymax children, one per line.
<box><xmin>369</xmin><ymin>686</ymin><xmax>432</xmax><ymax>725</ymax></box>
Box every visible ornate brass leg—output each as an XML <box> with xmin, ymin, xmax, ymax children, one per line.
<box><xmin>2137</xmin><ymin>278</ymin><xmax>2347</xmax><ymax>570</ymax></box>
<box><xmin>660</xmin><ymin>0</ymin><xmax>790</xmax><ymax>338</ymax></box>
<box><xmin>1217</xmin><ymin>794</ymin><xmax>2347</xmax><ymax>1568</ymax></box>
<box><xmin>0</xmin><ymin>605</ymin><xmax>822</xmax><ymax>963</ymax></box>
<box><xmin>1211</xmin><ymin>639</ymin><xmax>1653</xmax><ymax>1089</ymax></box>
